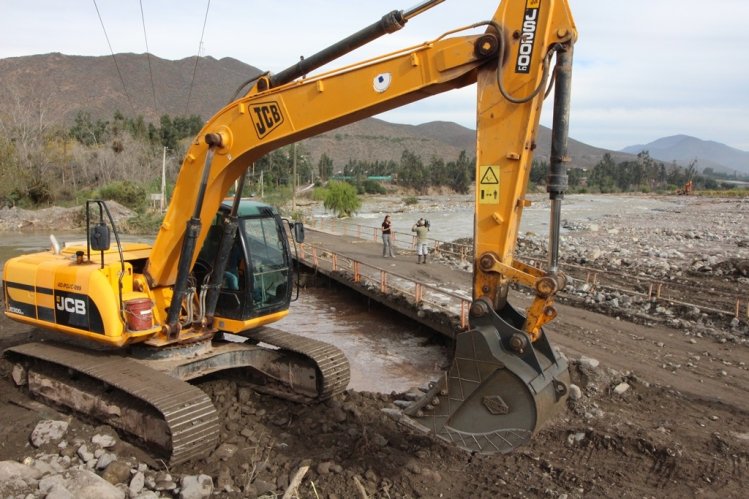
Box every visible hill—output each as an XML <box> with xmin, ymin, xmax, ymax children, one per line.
<box><xmin>621</xmin><ymin>135</ymin><xmax>749</xmax><ymax>175</ymax></box>
<box><xmin>1</xmin><ymin>52</ymin><xmax>632</xmax><ymax>170</ymax></box>
<box><xmin>0</xmin><ymin>52</ymin><xmax>261</xmax><ymax>124</ymax></box>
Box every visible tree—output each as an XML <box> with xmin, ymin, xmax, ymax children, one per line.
<box><xmin>323</xmin><ymin>181</ymin><xmax>361</xmax><ymax>217</ymax></box>
<box><xmin>567</xmin><ymin>167</ymin><xmax>585</xmax><ymax>188</ymax></box>
<box><xmin>318</xmin><ymin>153</ymin><xmax>334</xmax><ymax>181</ymax></box>
<box><xmin>397</xmin><ymin>149</ymin><xmax>428</xmax><ymax>193</ymax></box>
<box><xmin>589</xmin><ymin>153</ymin><xmax>617</xmax><ymax>192</ymax></box>
<box><xmin>70</xmin><ymin>111</ymin><xmax>108</xmax><ymax>146</ymax></box>
<box><xmin>159</xmin><ymin>115</ymin><xmax>178</xmax><ymax>150</ymax></box>
<box><xmin>530</xmin><ymin>160</ymin><xmax>548</xmax><ymax>184</ymax></box>
<box><xmin>0</xmin><ymin>93</ymin><xmax>66</xmax><ymax>205</ymax></box>
<box><xmin>449</xmin><ymin>150</ymin><xmax>472</xmax><ymax>194</ymax></box>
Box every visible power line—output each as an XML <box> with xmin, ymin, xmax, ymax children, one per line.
<box><xmin>139</xmin><ymin>0</ymin><xmax>158</xmax><ymax>112</ymax></box>
<box><xmin>186</xmin><ymin>0</ymin><xmax>211</xmax><ymax>114</ymax></box>
<box><xmin>92</xmin><ymin>0</ymin><xmax>136</xmax><ymax>116</ymax></box>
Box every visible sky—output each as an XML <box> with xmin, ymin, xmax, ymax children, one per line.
<box><xmin>1</xmin><ymin>0</ymin><xmax>748</xmax><ymax>152</ymax></box>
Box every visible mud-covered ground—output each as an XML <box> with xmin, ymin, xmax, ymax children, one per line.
<box><xmin>1</xmin><ymin>194</ymin><xmax>748</xmax><ymax>498</ymax></box>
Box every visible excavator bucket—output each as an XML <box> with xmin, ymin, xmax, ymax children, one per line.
<box><xmin>403</xmin><ymin>303</ymin><xmax>569</xmax><ymax>454</ymax></box>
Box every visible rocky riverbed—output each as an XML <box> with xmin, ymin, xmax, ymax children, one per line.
<box><xmin>434</xmin><ymin>195</ymin><xmax>749</xmax><ymax>340</ymax></box>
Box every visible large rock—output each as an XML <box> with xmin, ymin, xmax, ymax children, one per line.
<box><xmin>0</xmin><ymin>460</ymin><xmax>43</xmax><ymax>496</ymax></box>
<box><xmin>179</xmin><ymin>474</ymin><xmax>214</xmax><ymax>499</ymax></box>
<box><xmin>44</xmin><ymin>469</ymin><xmax>125</xmax><ymax>499</ymax></box>
<box><xmin>91</xmin><ymin>433</ymin><xmax>117</xmax><ymax>448</ymax></box>
<box><xmin>0</xmin><ymin>460</ymin><xmax>42</xmax><ymax>482</ymax></box>
<box><xmin>30</xmin><ymin>419</ymin><xmax>69</xmax><ymax>447</ymax></box>
<box><xmin>129</xmin><ymin>471</ymin><xmax>145</xmax><ymax>496</ymax></box>
<box><xmin>101</xmin><ymin>460</ymin><xmax>132</xmax><ymax>485</ymax></box>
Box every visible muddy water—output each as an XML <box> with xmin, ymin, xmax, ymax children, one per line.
<box><xmin>273</xmin><ymin>287</ymin><xmax>447</xmax><ymax>392</ymax></box>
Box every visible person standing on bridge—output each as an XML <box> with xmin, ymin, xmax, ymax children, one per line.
<box><xmin>381</xmin><ymin>214</ymin><xmax>395</xmax><ymax>257</ymax></box>
<box><xmin>412</xmin><ymin>218</ymin><xmax>429</xmax><ymax>264</ymax></box>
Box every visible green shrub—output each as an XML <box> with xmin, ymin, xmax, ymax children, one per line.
<box><xmin>311</xmin><ymin>187</ymin><xmax>329</xmax><ymax>201</ymax></box>
<box><xmin>123</xmin><ymin>211</ymin><xmax>164</xmax><ymax>234</ymax></box>
<box><xmin>324</xmin><ymin>181</ymin><xmax>361</xmax><ymax>218</ymax></box>
<box><xmin>98</xmin><ymin>181</ymin><xmax>146</xmax><ymax>211</ymax></box>
<box><xmin>362</xmin><ymin>179</ymin><xmax>386</xmax><ymax>194</ymax></box>
<box><xmin>403</xmin><ymin>196</ymin><xmax>418</xmax><ymax>206</ymax></box>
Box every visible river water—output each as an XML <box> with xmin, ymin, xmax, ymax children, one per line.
<box><xmin>310</xmin><ymin>192</ymin><xmax>678</xmax><ymax>242</ymax></box>
<box><xmin>0</xmin><ymin>194</ymin><xmax>679</xmax><ymax>393</ymax></box>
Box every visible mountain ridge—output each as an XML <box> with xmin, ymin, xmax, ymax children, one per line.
<box><xmin>621</xmin><ymin>135</ymin><xmax>749</xmax><ymax>174</ymax></box>
<box><xmin>2</xmin><ymin>53</ymin><xmax>745</xmax><ymax>174</ymax></box>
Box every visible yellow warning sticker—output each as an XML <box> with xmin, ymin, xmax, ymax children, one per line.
<box><xmin>479</xmin><ymin>165</ymin><xmax>499</xmax><ymax>204</ymax></box>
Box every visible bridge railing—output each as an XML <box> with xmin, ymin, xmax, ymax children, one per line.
<box><xmin>304</xmin><ymin>217</ymin><xmax>472</xmax><ymax>263</ymax></box>
<box><xmin>297</xmin><ymin>242</ymin><xmax>471</xmax><ymax>330</ymax></box>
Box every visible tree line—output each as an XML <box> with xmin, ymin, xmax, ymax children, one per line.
<box><xmin>530</xmin><ymin>151</ymin><xmax>744</xmax><ymax>193</ymax></box>
<box><xmin>1</xmin><ymin>103</ymin><xmax>744</xmax><ymax>212</ymax></box>
<box><xmin>337</xmin><ymin>149</ymin><xmax>474</xmax><ymax>194</ymax></box>
<box><xmin>0</xmin><ymin>103</ymin><xmax>204</xmax><ymax>208</ymax></box>
<box><xmin>0</xmin><ymin>104</ymin><xmax>476</xmax><ymax>210</ymax></box>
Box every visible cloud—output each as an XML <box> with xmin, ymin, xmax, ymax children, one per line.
<box><xmin>1</xmin><ymin>0</ymin><xmax>747</xmax><ymax>151</ymax></box>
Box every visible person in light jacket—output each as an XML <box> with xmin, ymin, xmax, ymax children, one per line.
<box><xmin>412</xmin><ymin>218</ymin><xmax>429</xmax><ymax>264</ymax></box>
<box><xmin>381</xmin><ymin>214</ymin><xmax>395</xmax><ymax>257</ymax></box>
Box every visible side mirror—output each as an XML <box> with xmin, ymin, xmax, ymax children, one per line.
<box><xmin>90</xmin><ymin>222</ymin><xmax>111</xmax><ymax>251</ymax></box>
<box><xmin>293</xmin><ymin>222</ymin><xmax>305</xmax><ymax>244</ymax></box>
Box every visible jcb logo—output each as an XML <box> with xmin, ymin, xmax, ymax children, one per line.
<box><xmin>251</xmin><ymin>102</ymin><xmax>284</xmax><ymax>139</ymax></box>
<box><xmin>56</xmin><ymin>296</ymin><xmax>86</xmax><ymax>315</ymax></box>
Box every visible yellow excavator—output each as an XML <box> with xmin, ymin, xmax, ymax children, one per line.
<box><xmin>2</xmin><ymin>0</ymin><xmax>576</xmax><ymax>462</ymax></box>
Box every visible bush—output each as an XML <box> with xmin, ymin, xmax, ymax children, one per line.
<box><xmin>403</xmin><ymin>196</ymin><xmax>418</xmax><ymax>206</ymax></box>
<box><xmin>26</xmin><ymin>179</ymin><xmax>53</xmax><ymax>206</ymax></box>
<box><xmin>323</xmin><ymin>181</ymin><xmax>361</xmax><ymax>218</ymax></box>
<box><xmin>311</xmin><ymin>186</ymin><xmax>329</xmax><ymax>201</ymax></box>
<box><xmin>122</xmin><ymin>211</ymin><xmax>164</xmax><ymax>234</ymax></box>
<box><xmin>98</xmin><ymin>181</ymin><xmax>146</xmax><ymax>211</ymax></box>
<box><xmin>362</xmin><ymin>179</ymin><xmax>387</xmax><ymax>194</ymax></box>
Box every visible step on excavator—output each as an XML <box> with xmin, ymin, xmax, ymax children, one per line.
<box><xmin>2</xmin><ymin>0</ymin><xmax>577</xmax><ymax>462</ymax></box>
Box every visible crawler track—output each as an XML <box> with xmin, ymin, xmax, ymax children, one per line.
<box><xmin>250</xmin><ymin>327</ymin><xmax>351</xmax><ymax>400</ymax></box>
<box><xmin>5</xmin><ymin>342</ymin><xmax>219</xmax><ymax>465</ymax></box>
<box><xmin>4</xmin><ymin>331</ymin><xmax>350</xmax><ymax>464</ymax></box>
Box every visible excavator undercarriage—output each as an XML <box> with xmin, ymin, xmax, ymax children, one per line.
<box><xmin>6</xmin><ymin>328</ymin><xmax>349</xmax><ymax>465</ymax></box>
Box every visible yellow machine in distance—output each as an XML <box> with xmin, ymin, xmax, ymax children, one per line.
<box><xmin>3</xmin><ymin>0</ymin><xmax>577</xmax><ymax>461</ymax></box>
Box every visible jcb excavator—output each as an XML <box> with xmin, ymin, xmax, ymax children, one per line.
<box><xmin>2</xmin><ymin>0</ymin><xmax>576</xmax><ymax>462</ymax></box>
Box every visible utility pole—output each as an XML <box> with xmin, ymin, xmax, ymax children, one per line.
<box><xmin>292</xmin><ymin>142</ymin><xmax>297</xmax><ymax>211</ymax></box>
<box><xmin>161</xmin><ymin>147</ymin><xmax>167</xmax><ymax>212</ymax></box>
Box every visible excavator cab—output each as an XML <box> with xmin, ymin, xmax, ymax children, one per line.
<box><xmin>195</xmin><ymin>200</ymin><xmax>294</xmax><ymax>323</ymax></box>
